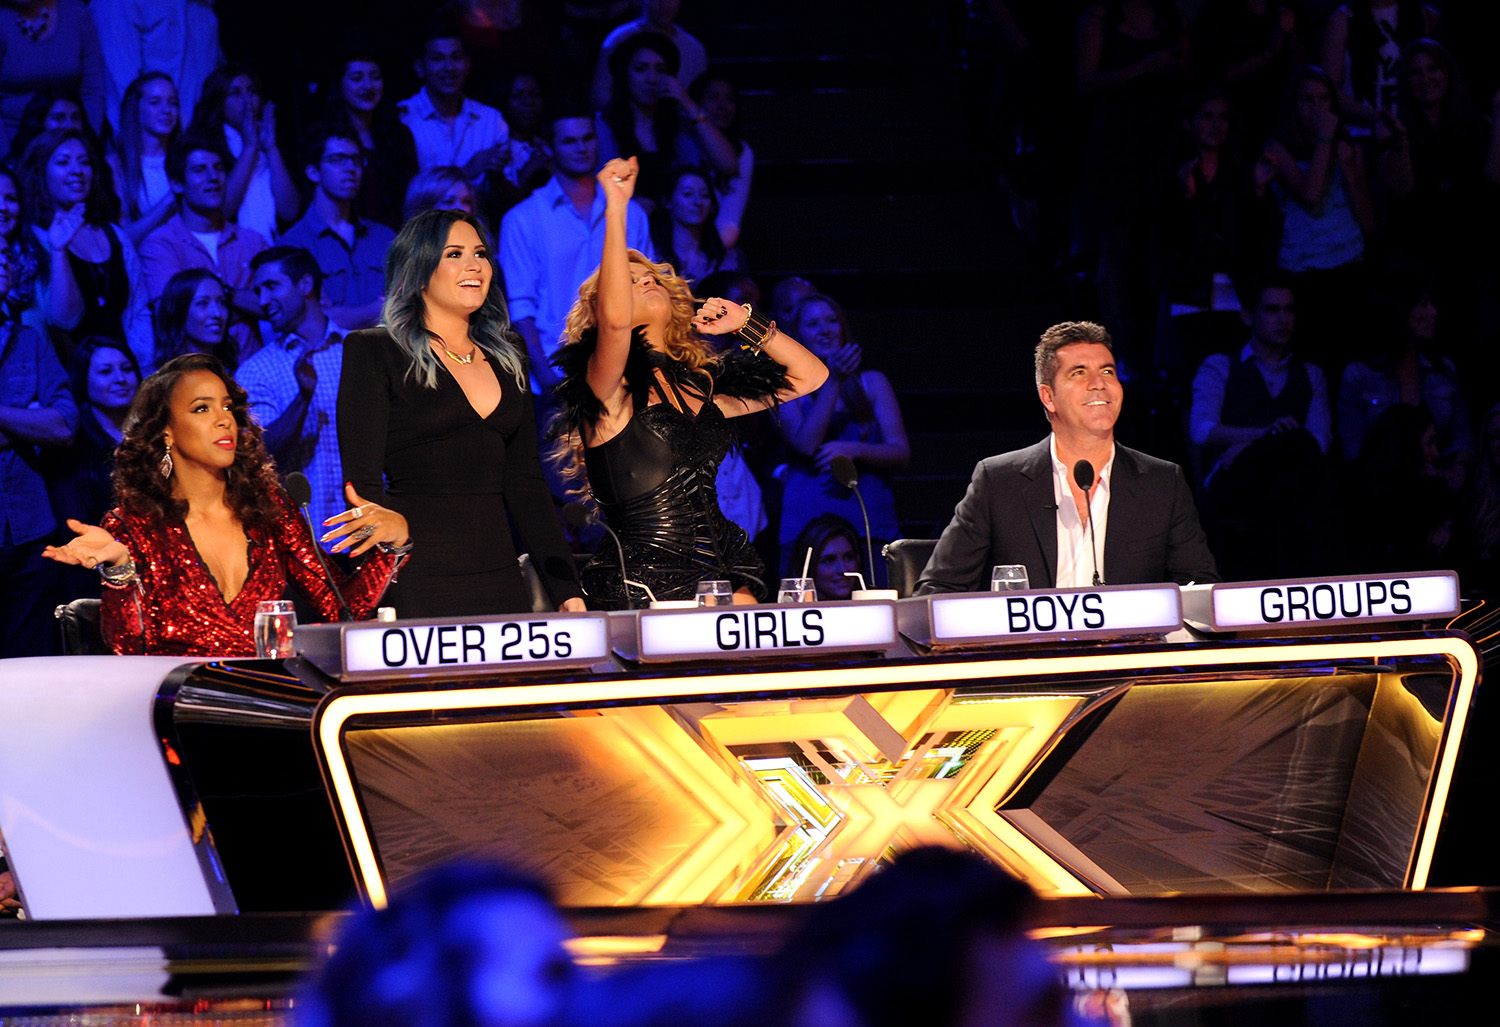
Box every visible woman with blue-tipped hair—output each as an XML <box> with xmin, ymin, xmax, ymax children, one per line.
<box><xmin>336</xmin><ymin>209</ymin><xmax>583</xmax><ymax>617</ymax></box>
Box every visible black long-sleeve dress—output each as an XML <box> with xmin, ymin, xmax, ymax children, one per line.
<box><xmin>553</xmin><ymin>329</ymin><xmax>788</xmax><ymax>609</ymax></box>
<box><xmin>338</xmin><ymin>328</ymin><xmax>582</xmax><ymax>617</ymax></box>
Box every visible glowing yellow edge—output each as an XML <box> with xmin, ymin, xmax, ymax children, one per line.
<box><xmin>317</xmin><ymin>637</ymin><xmax>1477</xmax><ymax>909</ymax></box>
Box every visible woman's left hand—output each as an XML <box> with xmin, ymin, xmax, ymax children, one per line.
<box><xmin>321</xmin><ymin>483</ymin><xmax>411</xmax><ymax>556</ymax></box>
<box><xmin>559</xmin><ymin>597</ymin><xmax>587</xmax><ymax>613</ymax></box>
<box><xmin>692</xmin><ymin>297</ymin><xmax>749</xmax><ymax>336</ymax></box>
<box><xmin>815</xmin><ymin>440</ymin><xmax>862</xmax><ymax>476</ymax></box>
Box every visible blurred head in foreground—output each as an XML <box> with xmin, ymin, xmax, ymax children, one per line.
<box><xmin>777</xmin><ymin>847</ymin><xmax>1077</xmax><ymax>1027</ymax></box>
<box><xmin>301</xmin><ymin>862</ymin><xmax>573</xmax><ymax>1027</ymax></box>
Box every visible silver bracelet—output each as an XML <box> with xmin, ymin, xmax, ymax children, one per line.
<box><xmin>376</xmin><ymin>540</ymin><xmax>414</xmax><ymax>557</ymax></box>
<box><xmin>99</xmin><ymin>558</ymin><xmax>138</xmax><ymax>589</ymax></box>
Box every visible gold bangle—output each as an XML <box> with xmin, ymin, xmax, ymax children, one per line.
<box><xmin>734</xmin><ymin>304</ymin><xmax>777</xmax><ymax>351</ymax></box>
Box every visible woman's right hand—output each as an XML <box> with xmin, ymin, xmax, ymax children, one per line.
<box><xmin>42</xmin><ymin>519</ymin><xmax>131</xmax><ymax>569</ymax></box>
<box><xmin>598</xmin><ymin>156</ymin><xmax>638</xmax><ymax>204</ymax></box>
<box><xmin>44</xmin><ymin>203</ymin><xmax>85</xmax><ymax>253</ymax></box>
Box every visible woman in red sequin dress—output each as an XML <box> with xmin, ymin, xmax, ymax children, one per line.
<box><xmin>43</xmin><ymin>353</ymin><xmax>407</xmax><ymax>656</ymax></box>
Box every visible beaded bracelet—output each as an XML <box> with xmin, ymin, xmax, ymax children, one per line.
<box><xmin>734</xmin><ymin>304</ymin><xmax>777</xmax><ymax>352</ymax></box>
<box><xmin>99</xmin><ymin>558</ymin><xmax>138</xmax><ymax>589</ymax></box>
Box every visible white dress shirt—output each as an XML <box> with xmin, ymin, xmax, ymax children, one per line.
<box><xmin>1050</xmin><ymin>434</ymin><xmax>1113</xmax><ymax>589</ymax></box>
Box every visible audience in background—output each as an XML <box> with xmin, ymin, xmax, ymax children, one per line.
<box><xmin>778</xmin><ymin>293</ymin><xmax>908</xmax><ymax>586</ymax></box>
<box><xmin>0</xmin><ymin>0</ymin><xmax>105</xmax><ymax>151</ymax></box>
<box><xmin>320</xmin><ymin>54</ymin><xmax>418</xmax><ymax>230</ymax></box>
<box><xmin>6</xmin><ymin>86</ymin><xmax>89</xmax><ymax>164</ymax></box>
<box><xmin>110</xmin><ymin>72</ymin><xmax>181</xmax><ymax>246</ymax></box>
<box><xmin>648</xmin><ymin>164</ymin><xmax>739</xmax><ymax>286</ymax></box>
<box><xmin>591</xmin><ymin>0</ymin><xmax>708</xmax><ymax>111</ymax></box>
<box><xmin>788</xmin><ymin>513</ymin><xmax>864</xmax><ymax>600</ymax></box>
<box><xmin>282</xmin><ymin>124</ymin><xmax>395</xmax><ymax>329</ymax></box>
<box><xmin>402</xmin><ymin>165</ymin><xmax>479</xmax><ymax>223</ymax></box>
<box><xmin>138</xmin><ymin>133</ymin><xmax>268</xmax><ymax>338</ymax></box>
<box><xmin>91</xmin><ymin>0</ymin><xmax>221</xmax><ymax>139</ymax></box>
<box><xmin>152</xmin><ymin>268</ymin><xmax>237</xmax><ymax>370</ymax></box>
<box><xmin>691</xmin><ymin>74</ymin><xmax>753</xmax><ymax>248</ymax></box>
<box><xmin>19</xmin><ymin>127</ymin><xmax>141</xmax><ymax>356</ymax></box>
<box><xmin>187</xmin><ymin>64</ymin><xmax>298</xmax><ymax>242</ymax></box>
<box><xmin>398</xmin><ymin>24</ymin><xmax>512</xmax><ymax>187</ymax></box>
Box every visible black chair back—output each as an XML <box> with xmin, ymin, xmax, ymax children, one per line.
<box><xmin>54</xmin><ymin>598</ymin><xmax>107</xmax><ymax>655</ymax></box>
<box><xmin>883</xmin><ymin>538</ymin><xmax>938</xmax><ymax>598</ymax></box>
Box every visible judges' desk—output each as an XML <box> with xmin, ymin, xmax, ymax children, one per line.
<box><xmin>0</xmin><ymin>574</ymin><xmax>1481</xmax><ymax>920</ymax></box>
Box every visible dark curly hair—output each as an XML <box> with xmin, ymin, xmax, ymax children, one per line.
<box><xmin>114</xmin><ymin>353</ymin><xmax>284</xmax><ymax>528</ymax></box>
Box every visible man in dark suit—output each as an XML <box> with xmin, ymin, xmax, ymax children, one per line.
<box><xmin>916</xmin><ymin>321</ymin><xmax>1219</xmax><ymax>592</ymax></box>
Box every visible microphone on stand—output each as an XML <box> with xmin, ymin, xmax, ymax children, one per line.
<box><xmin>287</xmin><ymin>472</ymin><xmax>353</xmax><ymax>621</ymax></box>
<box><xmin>831</xmin><ymin>455</ymin><xmax>879</xmax><ymax>591</ymax></box>
<box><xmin>1072</xmin><ymin>460</ymin><xmax>1103</xmax><ymax>587</ymax></box>
<box><xmin>562</xmin><ymin>502</ymin><xmax>657</xmax><ymax>608</ymax></box>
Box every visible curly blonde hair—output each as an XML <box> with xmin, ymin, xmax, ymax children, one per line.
<box><xmin>550</xmin><ymin>251</ymin><xmax>720</xmax><ymax>494</ymax></box>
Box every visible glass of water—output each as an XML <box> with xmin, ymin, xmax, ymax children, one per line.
<box><xmin>990</xmin><ymin>565</ymin><xmax>1029</xmax><ymax>592</ymax></box>
<box><xmin>778</xmin><ymin>577</ymin><xmax>817</xmax><ymax>603</ymax></box>
<box><xmin>695</xmin><ymin>580</ymin><xmax>734</xmax><ymax>607</ymax></box>
<box><xmin>254</xmin><ymin>600</ymin><xmax>297</xmax><ymax>658</ymax></box>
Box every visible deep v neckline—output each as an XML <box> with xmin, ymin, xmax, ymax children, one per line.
<box><xmin>182</xmin><ymin>522</ymin><xmax>253</xmax><ymax>607</ymax></box>
<box><xmin>436</xmin><ymin>353</ymin><xmax>503</xmax><ymax>421</ymax></box>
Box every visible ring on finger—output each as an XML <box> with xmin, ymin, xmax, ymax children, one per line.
<box><xmin>350</xmin><ymin>505</ymin><xmax>365</xmax><ymax>519</ymax></box>
<box><xmin>352</xmin><ymin>525</ymin><xmax>375</xmax><ymax>542</ymax></box>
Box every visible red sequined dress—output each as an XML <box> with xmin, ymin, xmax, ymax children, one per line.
<box><xmin>98</xmin><ymin>492</ymin><xmax>398</xmax><ymax>656</ymax></box>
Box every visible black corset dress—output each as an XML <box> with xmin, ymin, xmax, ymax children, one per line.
<box><xmin>553</xmin><ymin>329</ymin><xmax>790</xmax><ymax>610</ymax></box>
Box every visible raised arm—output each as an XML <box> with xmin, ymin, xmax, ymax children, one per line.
<box><xmin>695</xmin><ymin>298</ymin><xmax>828</xmax><ymax>416</ymax></box>
<box><xmin>583</xmin><ymin>157</ymin><xmax>641</xmax><ymax>426</ymax></box>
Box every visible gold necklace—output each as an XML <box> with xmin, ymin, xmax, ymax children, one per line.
<box><xmin>439</xmin><ymin>342</ymin><xmax>477</xmax><ymax>365</ymax></box>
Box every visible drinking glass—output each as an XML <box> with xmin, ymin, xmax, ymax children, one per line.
<box><xmin>254</xmin><ymin>600</ymin><xmax>297</xmax><ymax>658</ymax></box>
<box><xmin>777</xmin><ymin>577</ymin><xmax>817</xmax><ymax>603</ymax></box>
<box><xmin>990</xmin><ymin>565</ymin><xmax>1029</xmax><ymax>592</ymax></box>
<box><xmin>695</xmin><ymin>580</ymin><xmax>734</xmax><ymax>607</ymax></box>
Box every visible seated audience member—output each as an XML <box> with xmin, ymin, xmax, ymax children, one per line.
<box><xmin>236</xmin><ymin>247</ymin><xmax>347</xmax><ymax>536</ymax></box>
<box><xmin>1321</xmin><ymin>0</ymin><xmax>1438</xmax><ymax>129</ymax></box>
<box><xmin>649</xmin><ymin>165</ymin><xmax>741</xmax><ymax>287</ymax></box>
<box><xmin>1189</xmin><ymin>274</ymin><xmax>1336</xmax><ymax>578</ymax></box>
<box><xmin>1346</xmin><ymin>403</ymin><xmax>1457</xmax><ymax>573</ymax></box>
<box><xmin>499</xmin><ymin>111</ymin><xmax>652</xmax><ymax>395</ymax></box>
<box><xmin>402</xmin><ymin>165</ymin><xmax>478</xmax><ymax>223</ymax></box>
<box><xmin>186</xmin><ymin>64</ymin><xmax>298</xmax><ymax>242</ymax></box>
<box><xmin>90</xmin><ymin>0</ymin><xmax>221</xmax><ymax>140</ymax></box>
<box><xmin>918</xmin><ymin>321</ymin><xmax>1218</xmax><ymax>593</ymax></box>
<box><xmin>281</xmin><ymin>125</ymin><xmax>396</xmax><ymax>330</ymax></box>
<box><xmin>6</xmin><ymin>86</ymin><xmax>88</xmax><ymax>163</ymax></box>
<box><xmin>1376</xmin><ymin>39</ymin><xmax>1500</xmax><ymax>294</ymax></box>
<box><xmin>1338</xmin><ymin>277</ymin><xmax>1470</xmax><ymax>482</ymax></box>
<box><xmin>1190</xmin><ymin>0</ymin><xmax>1302</xmax><ymax>144</ymax></box>
<box><xmin>1190</xmin><ymin>273</ymin><xmax>1331</xmax><ymax>483</ymax></box>
<box><xmin>0</xmin><ymin>165</ymin><xmax>41</xmax><ymax>317</ymax></box>
<box><xmin>775</xmin><ymin>847</ymin><xmax>1073</xmax><ymax>1027</ymax></box>
<box><xmin>321</xmin><ymin>54</ymin><xmax>418</xmax><ymax>230</ymax></box>
<box><xmin>498</xmin><ymin>72</ymin><xmax>553</xmax><ymax>196</ymax></box>
<box><xmin>770</xmin><ymin>274</ymin><xmax>816</xmax><ymax>326</ymax></box>
<box><xmin>0</xmin><ymin>248</ymin><xmax>78</xmax><ymax>658</ymax></box>
<box><xmin>595</xmin><ymin>31</ymin><xmax>737</xmax><ymax>206</ymax></box>
<box><xmin>299</xmin><ymin>862</ymin><xmax>574</xmax><ymax>1027</ymax></box>
<box><xmin>1264</xmin><ymin>66</ymin><xmax>1374</xmax><ymax>369</ymax></box>
<box><xmin>690</xmin><ymin>74</ymin><xmax>753</xmax><ymax>248</ymax></box>
<box><xmin>590</xmin><ymin>0</ymin><xmax>708</xmax><ymax>110</ymax></box>
<box><xmin>778</xmin><ymin>294</ymin><xmax>907</xmax><ymax>584</ymax></box>
<box><xmin>139</xmin><ymin>134</ymin><xmax>269</xmax><ymax>326</ymax></box>
<box><xmin>788</xmin><ymin>513</ymin><xmax>864</xmax><ymax>601</ymax></box>
<box><xmin>42</xmin><ymin>353</ymin><xmax>403</xmax><ymax>656</ymax></box>
<box><xmin>153</xmin><ymin>268</ymin><xmax>238</xmax><ymax>369</ymax></box>
<box><xmin>1154</xmin><ymin>89</ymin><xmax>1277</xmax><ymax>367</ymax></box>
<box><xmin>0</xmin><ymin>0</ymin><xmax>105</xmax><ymax>150</ymax></box>
<box><xmin>397</xmin><ymin>23</ymin><xmax>512</xmax><ymax>186</ymax></box>
<box><xmin>109</xmin><ymin>72</ymin><xmax>180</xmax><ymax>246</ymax></box>
<box><xmin>46</xmin><ymin>336</ymin><xmax>140</xmax><ymax>602</ymax></box>
<box><xmin>20</xmin><ymin>127</ymin><xmax>144</xmax><ymax>358</ymax></box>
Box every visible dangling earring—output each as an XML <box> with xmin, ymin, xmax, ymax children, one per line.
<box><xmin>159</xmin><ymin>441</ymin><xmax>173</xmax><ymax>479</ymax></box>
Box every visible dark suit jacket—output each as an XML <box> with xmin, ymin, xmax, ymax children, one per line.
<box><xmin>915</xmin><ymin>439</ymin><xmax>1220</xmax><ymax>592</ymax></box>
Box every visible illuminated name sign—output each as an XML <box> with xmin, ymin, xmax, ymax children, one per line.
<box><xmin>333</xmin><ymin>614</ymin><xmax>612</xmax><ymax>678</ymax></box>
<box><xmin>1189</xmin><ymin>572</ymin><xmax>1460</xmax><ymax>632</ymax></box>
<box><xmin>636</xmin><ymin>602</ymin><xmax>898</xmax><ymax>662</ymax></box>
<box><xmin>908</xmin><ymin>584</ymin><xmax>1183</xmax><ymax>646</ymax></box>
